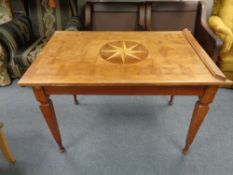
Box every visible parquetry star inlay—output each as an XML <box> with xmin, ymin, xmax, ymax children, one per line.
<box><xmin>100</xmin><ymin>41</ymin><xmax>148</xmax><ymax>64</ymax></box>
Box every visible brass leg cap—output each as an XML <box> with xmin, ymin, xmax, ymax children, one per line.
<box><xmin>8</xmin><ymin>159</ymin><xmax>16</xmax><ymax>164</ymax></box>
<box><xmin>182</xmin><ymin>148</ymin><xmax>189</xmax><ymax>155</ymax></box>
<box><xmin>59</xmin><ymin>148</ymin><xmax>66</xmax><ymax>153</ymax></box>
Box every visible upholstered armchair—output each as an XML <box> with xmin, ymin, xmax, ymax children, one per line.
<box><xmin>0</xmin><ymin>0</ymin><xmax>81</xmax><ymax>78</ymax></box>
<box><xmin>208</xmin><ymin>0</ymin><xmax>233</xmax><ymax>80</ymax></box>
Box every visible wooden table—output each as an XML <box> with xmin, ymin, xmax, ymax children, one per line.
<box><xmin>18</xmin><ymin>29</ymin><xmax>232</xmax><ymax>154</ymax></box>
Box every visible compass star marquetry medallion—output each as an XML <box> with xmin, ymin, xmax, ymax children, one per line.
<box><xmin>100</xmin><ymin>41</ymin><xmax>148</xmax><ymax>64</ymax></box>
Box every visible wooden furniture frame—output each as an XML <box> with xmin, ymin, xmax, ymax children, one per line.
<box><xmin>18</xmin><ymin>30</ymin><xmax>232</xmax><ymax>154</ymax></box>
<box><xmin>33</xmin><ymin>85</ymin><xmax>218</xmax><ymax>154</ymax></box>
<box><xmin>0</xmin><ymin>123</ymin><xmax>16</xmax><ymax>163</ymax></box>
<box><xmin>84</xmin><ymin>1</ymin><xmax>146</xmax><ymax>30</ymax></box>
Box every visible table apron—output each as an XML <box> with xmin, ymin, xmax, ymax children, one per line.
<box><xmin>43</xmin><ymin>86</ymin><xmax>207</xmax><ymax>96</ymax></box>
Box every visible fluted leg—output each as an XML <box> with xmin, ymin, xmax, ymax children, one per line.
<box><xmin>33</xmin><ymin>87</ymin><xmax>65</xmax><ymax>153</ymax></box>
<box><xmin>182</xmin><ymin>86</ymin><xmax>218</xmax><ymax>154</ymax></box>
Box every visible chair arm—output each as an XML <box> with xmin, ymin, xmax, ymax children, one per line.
<box><xmin>208</xmin><ymin>16</ymin><xmax>233</xmax><ymax>53</ymax></box>
<box><xmin>194</xmin><ymin>0</ymin><xmax>223</xmax><ymax>63</ymax></box>
<box><xmin>65</xmin><ymin>17</ymin><xmax>82</xmax><ymax>31</ymax></box>
<box><xmin>0</xmin><ymin>16</ymin><xmax>33</xmax><ymax>58</ymax></box>
<box><xmin>197</xmin><ymin>20</ymin><xmax>223</xmax><ymax>63</ymax></box>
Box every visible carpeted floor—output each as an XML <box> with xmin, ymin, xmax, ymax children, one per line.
<box><xmin>0</xmin><ymin>80</ymin><xmax>233</xmax><ymax>175</ymax></box>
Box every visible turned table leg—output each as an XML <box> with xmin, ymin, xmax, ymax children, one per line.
<box><xmin>182</xmin><ymin>86</ymin><xmax>218</xmax><ymax>154</ymax></box>
<box><xmin>33</xmin><ymin>87</ymin><xmax>65</xmax><ymax>153</ymax></box>
<box><xmin>73</xmin><ymin>95</ymin><xmax>79</xmax><ymax>105</ymax></box>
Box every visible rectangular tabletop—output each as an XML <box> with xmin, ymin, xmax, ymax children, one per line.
<box><xmin>18</xmin><ymin>30</ymin><xmax>232</xmax><ymax>87</ymax></box>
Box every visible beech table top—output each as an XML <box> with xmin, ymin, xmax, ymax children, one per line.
<box><xmin>18</xmin><ymin>30</ymin><xmax>232</xmax><ymax>87</ymax></box>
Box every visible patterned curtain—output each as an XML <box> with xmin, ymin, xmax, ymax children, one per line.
<box><xmin>0</xmin><ymin>0</ymin><xmax>12</xmax><ymax>86</ymax></box>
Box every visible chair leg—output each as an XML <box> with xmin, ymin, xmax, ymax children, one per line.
<box><xmin>0</xmin><ymin>127</ymin><xmax>16</xmax><ymax>163</ymax></box>
<box><xmin>168</xmin><ymin>96</ymin><xmax>174</xmax><ymax>106</ymax></box>
<box><xmin>73</xmin><ymin>95</ymin><xmax>79</xmax><ymax>105</ymax></box>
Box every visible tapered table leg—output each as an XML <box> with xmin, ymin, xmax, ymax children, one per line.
<box><xmin>168</xmin><ymin>96</ymin><xmax>174</xmax><ymax>106</ymax></box>
<box><xmin>0</xmin><ymin>123</ymin><xmax>16</xmax><ymax>163</ymax></box>
<box><xmin>73</xmin><ymin>95</ymin><xmax>79</xmax><ymax>105</ymax></box>
<box><xmin>182</xmin><ymin>86</ymin><xmax>218</xmax><ymax>154</ymax></box>
<box><xmin>33</xmin><ymin>87</ymin><xmax>65</xmax><ymax>153</ymax></box>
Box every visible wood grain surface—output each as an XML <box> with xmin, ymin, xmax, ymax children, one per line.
<box><xmin>18</xmin><ymin>30</ymin><xmax>232</xmax><ymax>86</ymax></box>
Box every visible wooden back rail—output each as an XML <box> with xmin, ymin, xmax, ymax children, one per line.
<box><xmin>84</xmin><ymin>2</ymin><xmax>147</xmax><ymax>30</ymax></box>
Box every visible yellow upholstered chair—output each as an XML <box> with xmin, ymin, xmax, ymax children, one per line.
<box><xmin>208</xmin><ymin>0</ymin><xmax>233</xmax><ymax>80</ymax></box>
<box><xmin>0</xmin><ymin>122</ymin><xmax>16</xmax><ymax>163</ymax></box>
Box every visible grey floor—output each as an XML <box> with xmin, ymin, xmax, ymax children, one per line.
<box><xmin>0</xmin><ymin>80</ymin><xmax>233</xmax><ymax>175</ymax></box>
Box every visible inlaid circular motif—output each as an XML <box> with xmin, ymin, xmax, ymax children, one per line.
<box><xmin>100</xmin><ymin>41</ymin><xmax>148</xmax><ymax>64</ymax></box>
